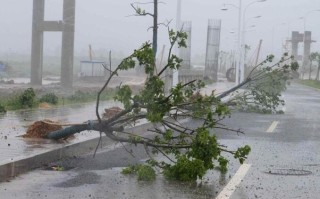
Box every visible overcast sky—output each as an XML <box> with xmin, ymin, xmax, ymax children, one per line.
<box><xmin>0</xmin><ymin>0</ymin><xmax>320</xmax><ymax>62</ymax></box>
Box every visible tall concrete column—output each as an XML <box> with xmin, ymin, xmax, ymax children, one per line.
<box><xmin>303</xmin><ymin>31</ymin><xmax>312</xmax><ymax>69</ymax></box>
<box><xmin>30</xmin><ymin>0</ymin><xmax>45</xmax><ymax>85</ymax></box>
<box><xmin>291</xmin><ymin>42</ymin><xmax>299</xmax><ymax>62</ymax></box>
<box><xmin>31</xmin><ymin>0</ymin><xmax>75</xmax><ymax>88</ymax></box>
<box><xmin>291</xmin><ymin>31</ymin><xmax>303</xmax><ymax>62</ymax></box>
<box><xmin>204</xmin><ymin>19</ymin><xmax>221</xmax><ymax>82</ymax></box>
<box><xmin>61</xmin><ymin>0</ymin><xmax>75</xmax><ymax>88</ymax></box>
<box><xmin>179</xmin><ymin>21</ymin><xmax>192</xmax><ymax>70</ymax></box>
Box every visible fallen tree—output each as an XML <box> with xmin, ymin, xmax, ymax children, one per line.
<box><xmin>41</xmin><ymin>45</ymin><xmax>297</xmax><ymax>182</ymax></box>
<box><xmin>27</xmin><ymin>1</ymin><xmax>298</xmax><ymax>181</ymax></box>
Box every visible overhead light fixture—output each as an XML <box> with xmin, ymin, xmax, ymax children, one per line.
<box><xmin>221</xmin><ymin>4</ymin><xmax>230</xmax><ymax>11</ymax></box>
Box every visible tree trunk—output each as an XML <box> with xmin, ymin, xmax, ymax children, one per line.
<box><xmin>308</xmin><ymin>62</ymin><xmax>312</xmax><ymax>80</ymax></box>
<box><xmin>316</xmin><ymin>62</ymin><xmax>320</xmax><ymax>81</ymax></box>
<box><xmin>152</xmin><ymin>0</ymin><xmax>158</xmax><ymax>58</ymax></box>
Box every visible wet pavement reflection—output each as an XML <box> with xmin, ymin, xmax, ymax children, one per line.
<box><xmin>0</xmin><ymin>100</ymin><xmax>121</xmax><ymax>164</ymax></box>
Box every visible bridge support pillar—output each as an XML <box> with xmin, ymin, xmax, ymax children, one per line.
<box><xmin>31</xmin><ymin>0</ymin><xmax>75</xmax><ymax>88</ymax></box>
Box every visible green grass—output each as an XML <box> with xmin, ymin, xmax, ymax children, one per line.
<box><xmin>59</xmin><ymin>89</ymin><xmax>116</xmax><ymax>106</ymax></box>
<box><xmin>0</xmin><ymin>104</ymin><xmax>6</xmax><ymax>113</ymax></box>
<box><xmin>0</xmin><ymin>88</ymin><xmax>116</xmax><ymax>111</ymax></box>
<box><xmin>122</xmin><ymin>164</ymin><xmax>156</xmax><ymax>181</ymax></box>
<box><xmin>299</xmin><ymin>79</ymin><xmax>320</xmax><ymax>89</ymax></box>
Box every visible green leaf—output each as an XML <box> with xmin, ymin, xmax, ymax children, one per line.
<box><xmin>114</xmin><ymin>85</ymin><xmax>132</xmax><ymax>109</ymax></box>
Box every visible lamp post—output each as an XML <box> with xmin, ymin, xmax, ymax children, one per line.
<box><xmin>239</xmin><ymin>0</ymin><xmax>266</xmax><ymax>83</ymax></box>
<box><xmin>172</xmin><ymin>0</ymin><xmax>182</xmax><ymax>87</ymax></box>
<box><xmin>221</xmin><ymin>3</ymin><xmax>241</xmax><ymax>85</ymax></box>
<box><xmin>221</xmin><ymin>0</ymin><xmax>266</xmax><ymax>85</ymax></box>
<box><xmin>241</xmin><ymin>15</ymin><xmax>261</xmax><ymax>79</ymax></box>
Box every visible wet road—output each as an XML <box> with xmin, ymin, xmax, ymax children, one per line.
<box><xmin>1</xmin><ymin>83</ymin><xmax>320</xmax><ymax>198</ymax></box>
<box><xmin>0</xmin><ymin>100</ymin><xmax>121</xmax><ymax>164</ymax></box>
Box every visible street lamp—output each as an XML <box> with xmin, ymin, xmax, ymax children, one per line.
<box><xmin>241</xmin><ymin>15</ymin><xmax>261</xmax><ymax>71</ymax></box>
<box><xmin>172</xmin><ymin>0</ymin><xmax>182</xmax><ymax>87</ymax></box>
<box><xmin>240</xmin><ymin>0</ymin><xmax>266</xmax><ymax>83</ymax></box>
<box><xmin>221</xmin><ymin>0</ymin><xmax>266</xmax><ymax>85</ymax></box>
<box><xmin>221</xmin><ymin>2</ymin><xmax>241</xmax><ymax>85</ymax></box>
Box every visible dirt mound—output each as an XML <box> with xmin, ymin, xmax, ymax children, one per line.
<box><xmin>39</xmin><ymin>102</ymin><xmax>51</xmax><ymax>109</ymax></box>
<box><xmin>103</xmin><ymin>107</ymin><xmax>123</xmax><ymax>119</ymax></box>
<box><xmin>23</xmin><ymin>120</ymin><xmax>62</xmax><ymax>138</ymax></box>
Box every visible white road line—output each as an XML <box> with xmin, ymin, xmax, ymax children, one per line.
<box><xmin>215</xmin><ymin>164</ymin><xmax>252</xmax><ymax>199</ymax></box>
<box><xmin>266</xmin><ymin>121</ymin><xmax>279</xmax><ymax>133</ymax></box>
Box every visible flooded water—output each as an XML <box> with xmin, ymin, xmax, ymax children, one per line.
<box><xmin>1</xmin><ymin>77</ymin><xmax>60</xmax><ymax>85</ymax></box>
<box><xmin>0</xmin><ymin>100</ymin><xmax>121</xmax><ymax>164</ymax></box>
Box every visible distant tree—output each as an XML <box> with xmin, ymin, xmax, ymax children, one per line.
<box><xmin>310</xmin><ymin>52</ymin><xmax>320</xmax><ymax>81</ymax></box>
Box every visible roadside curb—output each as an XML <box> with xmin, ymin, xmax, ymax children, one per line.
<box><xmin>0</xmin><ymin>122</ymin><xmax>154</xmax><ymax>182</ymax></box>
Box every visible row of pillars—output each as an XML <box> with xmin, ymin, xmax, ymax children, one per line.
<box><xmin>31</xmin><ymin>1</ymin><xmax>221</xmax><ymax>88</ymax></box>
<box><xmin>31</xmin><ymin>0</ymin><xmax>75</xmax><ymax>88</ymax></box>
<box><xmin>178</xmin><ymin>19</ymin><xmax>221</xmax><ymax>81</ymax></box>
<box><xmin>289</xmin><ymin>31</ymin><xmax>315</xmax><ymax>68</ymax></box>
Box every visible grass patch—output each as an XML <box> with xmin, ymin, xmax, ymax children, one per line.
<box><xmin>60</xmin><ymin>89</ymin><xmax>116</xmax><ymax>105</ymax></box>
<box><xmin>0</xmin><ymin>88</ymin><xmax>116</xmax><ymax>111</ymax></box>
<box><xmin>122</xmin><ymin>164</ymin><xmax>156</xmax><ymax>181</ymax></box>
<box><xmin>1</xmin><ymin>88</ymin><xmax>38</xmax><ymax>110</ymax></box>
<box><xmin>39</xmin><ymin>93</ymin><xmax>59</xmax><ymax>105</ymax></box>
<box><xmin>0</xmin><ymin>104</ymin><xmax>6</xmax><ymax>113</ymax></box>
<box><xmin>299</xmin><ymin>79</ymin><xmax>320</xmax><ymax>89</ymax></box>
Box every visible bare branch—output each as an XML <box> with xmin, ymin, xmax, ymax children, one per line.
<box><xmin>154</xmin><ymin>146</ymin><xmax>177</xmax><ymax>164</ymax></box>
<box><xmin>157</xmin><ymin>26</ymin><xmax>178</xmax><ymax>77</ymax></box>
<box><xmin>105</xmin><ymin>131</ymin><xmax>192</xmax><ymax>149</ymax></box>
<box><xmin>93</xmin><ymin>131</ymin><xmax>103</xmax><ymax>158</ymax></box>
<box><xmin>121</xmin><ymin>142</ymin><xmax>136</xmax><ymax>158</ymax></box>
<box><xmin>96</xmin><ymin>69</ymin><xmax>119</xmax><ymax>123</ymax></box>
<box><xmin>101</xmin><ymin>63</ymin><xmax>112</xmax><ymax>73</ymax></box>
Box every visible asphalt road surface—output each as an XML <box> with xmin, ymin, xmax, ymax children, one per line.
<box><xmin>1</xmin><ymin>83</ymin><xmax>320</xmax><ymax>199</ymax></box>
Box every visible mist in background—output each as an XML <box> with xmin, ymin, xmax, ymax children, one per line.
<box><xmin>0</xmin><ymin>0</ymin><xmax>320</xmax><ymax>66</ymax></box>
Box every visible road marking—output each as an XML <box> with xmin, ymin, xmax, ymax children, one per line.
<box><xmin>266</xmin><ymin>121</ymin><xmax>279</xmax><ymax>133</ymax></box>
<box><xmin>215</xmin><ymin>164</ymin><xmax>251</xmax><ymax>199</ymax></box>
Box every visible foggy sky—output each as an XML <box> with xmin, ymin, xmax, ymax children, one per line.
<box><xmin>1</xmin><ymin>0</ymin><xmax>320</xmax><ymax>63</ymax></box>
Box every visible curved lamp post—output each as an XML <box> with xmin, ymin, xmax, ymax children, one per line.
<box><xmin>221</xmin><ymin>0</ymin><xmax>266</xmax><ymax>84</ymax></box>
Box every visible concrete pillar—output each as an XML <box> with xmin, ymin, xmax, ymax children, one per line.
<box><xmin>61</xmin><ymin>0</ymin><xmax>75</xmax><ymax>88</ymax></box>
<box><xmin>31</xmin><ymin>0</ymin><xmax>75</xmax><ymax>88</ymax></box>
<box><xmin>291</xmin><ymin>31</ymin><xmax>305</xmax><ymax>62</ymax></box>
<box><xmin>204</xmin><ymin>19</ymin><xmax>221</xmax><ymax>82</ymax></box>
<box><xmin>291</xmin><ymin>32</ymin><xmax>300</xmax><ymax>62</ymax></box>
<box><xmin>30</xmin><ymin>0</ymin><xmax>45</xmax><ymax>85</ymax></box>
<box><xmin>179</xmin><ymin>21</ymin><xmax>192</xmax><ymax>70</ymax></box>
<box><xmin>291</xmin><ymin>42</ymin><xmax>299</xmax><ymax>62</ymax></box>
<box><xmin>303</xmin><ymin>31</ymin><xmax>312</xmax><ymax>69</ymax></box>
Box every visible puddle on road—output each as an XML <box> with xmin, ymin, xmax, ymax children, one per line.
<box><xmin>84</xmin><ymin>167</ymin><xmax>225</xmax><ymax>199</ymax></box>
<box><xmin>37</xmin><ymin>166</ymin><xmax>227</xmax><ymax>198</ymax></box>
<box><xmin>0</xmin><ymin>101</ymin><xmax>114</xmax><ymax>163</ymax></box>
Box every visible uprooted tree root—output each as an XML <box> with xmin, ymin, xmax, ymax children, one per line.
<box><xmin>22</xmin><ymin>107</ymin><xmax>123</xmax><ymax>139</ymax></box>
<box><xmin>22</xmin><ymin>120</ymin><xmax>63</xmax><ymax>138</ymax></box>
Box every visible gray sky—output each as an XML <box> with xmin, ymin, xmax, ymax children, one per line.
<box><xmin>0</xmin><ymin>0</ymin><xmax>320</xmax><ymax>62</ymax></box>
